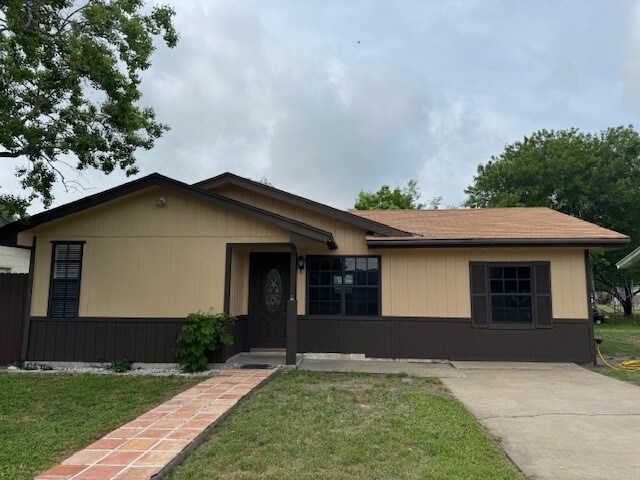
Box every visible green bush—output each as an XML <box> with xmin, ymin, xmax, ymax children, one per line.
<box><xmin>177</xmin><ymin>312</ymin><xmax>235</xmax><ymax>373</ymax></box>
<box><xmin>108</xmin><ymin>359</ymin><xmax>133</xmax><ymax>373</ymax></box>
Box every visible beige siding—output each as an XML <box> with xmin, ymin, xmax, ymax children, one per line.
<box><xmin>30</xmin><ymin>187</ymin><xmax>290</xmax><ymax>317</ymax></box>
<box><xmin>378</xmin><ymin>248</ymin><xmax>588</xmax><ymax>319</ymax></box>
<box><xmin>215</xmin><ymin>185</ymin><xmax>370</xmax><ymax>255</ymax></box>
<box><xmin>229</xmin><ymin>248</ymin><xmax>250</xmax><ymax>316</ymax></box>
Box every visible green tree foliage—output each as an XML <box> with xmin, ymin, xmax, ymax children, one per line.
<box><xmin>0</xmin><ymin>0</ymin><xmax>178</xmax><ymax>218</ymax></box>
<box><xmin>465</xmin><ymin>126</ymin><xmax>640</xmax><ymax>314</ymax></box>
<box><xmin>355</xmin><ymin>179</ymin><xmax>429</xmax><ymax>210</ymax></box>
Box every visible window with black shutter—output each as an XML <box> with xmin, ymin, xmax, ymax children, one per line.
<box><xmin>48</xmin><ymin>242</ymin><xmax>84</xmax><ymax>318</ymax></box>
<box><xmin>470</xmin><ymin>262</ymin><xmax>552</xmax><ymax>328</ymax></box>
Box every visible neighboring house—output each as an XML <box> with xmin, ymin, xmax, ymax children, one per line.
<box><xmin>0</xmin><ymin>173</ymin><xmax>629</xmax><ymax>364</ymax></box>
<box><xmin>0</xmin><ymin>246</ymin><xmax>31</xmax><ymax>274</ymax></box>
<box><xmin>617</xmin><ymin>246</ymin><xmax>640</xmax><ymax>270</ymax></box>
<box><xmin>0</xmin><ymin>216</ymin><xmax>31</xmax><ymax>274</ymax></box>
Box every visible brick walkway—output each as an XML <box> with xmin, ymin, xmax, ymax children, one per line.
<box><xmin>36</xmin><ymin>368</ymin><xmax>276</xmax><ymax>480</ymax></box>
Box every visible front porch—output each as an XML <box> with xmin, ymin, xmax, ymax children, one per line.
<box><xmin>224</xmin><ymin>242</ymin><xmax>310</xmax><ymax>365</ymax></box>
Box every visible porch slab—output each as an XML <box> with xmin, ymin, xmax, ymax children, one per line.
<box><xmin>35</xmin><ymin>368</ymin><xmax>276</xmax><ymax>480</ymax></box>
<box><xmin>225</xmin><ymin>351</ymin><xmax>302</xmax><ymax>368</ymax></box>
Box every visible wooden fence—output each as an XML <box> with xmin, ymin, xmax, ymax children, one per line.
<box><xmin>0</xmin><ymin>273</ymin><xmax>28</xmax><ymax>364</ymax></box>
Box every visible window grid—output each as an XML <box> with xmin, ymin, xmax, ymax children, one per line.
<box><xmin>307</xmin><ymin>256</ymin><xmax>380</xmax><ymax>316</ymax></box>
<box><xmin>489</xmin><ymin>265</ymin><xmax>533</xmax><ymax>323</ymax></box>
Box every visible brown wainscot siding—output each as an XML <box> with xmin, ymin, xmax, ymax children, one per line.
<box><xmin>297</xmin><ymin>317</ymin><xmax>594</xmax><ymax>363</ymax></box>
<box><xmin>26</xmin><ymin>315</ymin><xmax>248</xmax><ymax>363</ymax></box>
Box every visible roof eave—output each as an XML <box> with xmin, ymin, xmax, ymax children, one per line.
<box><xmin>0</xmin><ymin>173</ymin><xmax>338</xmax><ymax>250</ymax></box>
<box><xmin>366</xmin><ymin>237</ymin><xmax>631</xmax><ymax>249</ymax></box>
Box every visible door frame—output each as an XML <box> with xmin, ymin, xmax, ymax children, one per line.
<box><xmin>223</xmin><ymin>243</ymin><xmax>298</xmax><ymax>364</ymax></box>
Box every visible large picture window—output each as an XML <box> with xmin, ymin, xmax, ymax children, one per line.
<box><xmin>48</xmin><ymin>242</ymin><xmax>84</xmax><ymax>318</ymax></box>
<box><xmin>307</xmin><ymin>256</ymin><xmax>380</xmax><ymax>316</ymax></box>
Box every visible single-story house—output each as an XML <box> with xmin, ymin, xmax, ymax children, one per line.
<box><xmin>0</xmin><ymin>173</ymin><xmax>629</xmax><ymax>364</ymax></box>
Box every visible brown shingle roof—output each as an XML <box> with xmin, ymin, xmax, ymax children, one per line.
<box><xmin>350</xmin><ymin>207</ymin><xmax>629</xmax><ymax>246</ymax></box>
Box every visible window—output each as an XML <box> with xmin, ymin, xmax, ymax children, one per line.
<box><xmin>48</xmin><ymin>242</ymin><xmax>84</xmax><ymax>318</ymax></box>
<box><xmin>489</xmin><ymin>265</ymin><xmax>533</xmax><ymax>323</ymax></box>
<box><xmin>470</xmin><ymin>262</ymin><xmax>552</xmax><ymax>328</ymax></box>
<box><xmin>307</xmin><ymin>256</ymin><xmax>380</xmax><ymax>316</ymax></box>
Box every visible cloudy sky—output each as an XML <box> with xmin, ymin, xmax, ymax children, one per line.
<box><xmin>3</xmin><ymin>0</ymin><xmax>640</xmax><ymax>211</ymax></box>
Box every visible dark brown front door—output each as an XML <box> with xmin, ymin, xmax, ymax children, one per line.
<box><xmin>249</xmin><ymin>253</ymin><xmax>289</xmax><ymax>349</ymax></box>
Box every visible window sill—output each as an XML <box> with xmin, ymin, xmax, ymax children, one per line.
<box><xmin>303</xmin><ymin>315</ymin><xmax>383</xmax><ymax>320</ymax></box>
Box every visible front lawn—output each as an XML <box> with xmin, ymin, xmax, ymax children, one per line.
<box><xmin>594</xmin><ymin>312</ymin><xmax>640</xmax><ymax>386</ymax></box>
<box><xmin>167</xmin><ymin>370</ymin><xmax>522</xmax><ymax>480</ymax></box>
<box><xmin>0</xmin><ymin>373</ymin><xmax>200</xmax><ymax>480</ymax></box>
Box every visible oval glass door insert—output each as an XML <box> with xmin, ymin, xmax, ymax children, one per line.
<box><xmin>264</xmin><ymin>268</ymin><xmax>283</xmax><ymax>313</ymax></box>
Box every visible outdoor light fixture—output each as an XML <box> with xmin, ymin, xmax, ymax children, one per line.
<box><xmin>297</xmin><ymin>255</ymin><xmax>305</xmax><ymax>272</ymax></box>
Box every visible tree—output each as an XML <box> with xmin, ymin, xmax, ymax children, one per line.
<box><xmin>355</xmin><ymin>179</ymin><xmax>427</xmax><ymax>210</ymax></box>
<box><xmin>256</xmin><ymin>176</ymin><xmax>273</xmax><ymax>187</ymax></box>
<box><xmin>0</xmin><ymin>0</ymin><xmax>178</xmax><ymax>218</ymax></box>
<box><xmin>465</xmin><ymin>126</ymin><xmax>640</xmax><ymax>315</ymax></box>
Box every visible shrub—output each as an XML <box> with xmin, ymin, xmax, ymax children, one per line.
<box><xmin>177</xmin><ymin>312</ymin><xmax>235</xmax><ymax>373</ymax></box>
<box><xmin>108</xmin><ymin>359</ymin><xmax>133</xmax><ymax>373</ymax></box>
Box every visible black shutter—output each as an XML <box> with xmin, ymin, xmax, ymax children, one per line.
<box><xmin>48</xmin><ymin>243</ymin><xmax>83</xmax><ymax>318</ymax></box>
<box><xmin>534</xmin><ymin>262</ymin><xmax>553</xmax><ymax>327</ymax></box>
<box><xmin>470</xmin><ymin>263</ymin><xmax>488</xmax><ymax>326</ymax></box>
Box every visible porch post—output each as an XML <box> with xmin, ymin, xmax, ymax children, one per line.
<box><xmin>286</xmin><ymin>298</ymin><xmax>297</xmax><ymax>365</ymax></box>
<box><xmin>286</xmin><ymin>249</ymin><xmax>298</xmax><ymax>365</ymax></box>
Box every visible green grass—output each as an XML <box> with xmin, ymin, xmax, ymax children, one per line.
<box><xmin>0</xmin><ymin>374</ymin><xmax>200</xmax><ymax>480</ymax></box>
<box><xmin>593</xmin><ymin>312</ymin><xmax>640</xmax><ymax>386</ymax></box>
<box><xmin>594</xmin><ymin>313</ymin><xmax>640</xmax><ymax>359</ymax></box>
<box><xmin>167</xmin><ymin>371</ymin><xmax>522</xmax><ymax>480</ymax></box>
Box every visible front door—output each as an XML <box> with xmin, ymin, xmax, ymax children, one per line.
<box><xmin>248</xmin><ymin>253</ymin><xmax>289</xmax><ymax>349</ymax></box>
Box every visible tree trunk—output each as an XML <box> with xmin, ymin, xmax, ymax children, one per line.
<box><xmin>621</xmin><ymin>283</ymin><xmax>634</xmax><ymax>316</ymax></box>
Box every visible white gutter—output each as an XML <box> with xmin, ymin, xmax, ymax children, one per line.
<box><xmin>616</xmin><ymin>246</ymin><xmax>640</xmax><ymax>269</ymax></box>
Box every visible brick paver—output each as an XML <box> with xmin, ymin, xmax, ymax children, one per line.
<box><xmin>35</xmin><ymin>368</ymin><xmax>276</xmax><ymax>480</ymax></box>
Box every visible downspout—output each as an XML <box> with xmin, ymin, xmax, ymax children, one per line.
<box><xmin>585</xmin><ymin>249</ymin><xmax>596</xmax><ymax>365</ymax></box>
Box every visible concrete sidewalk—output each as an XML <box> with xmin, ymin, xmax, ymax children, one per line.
<box><xmin>442</xmin><ymin>362</ymin><xmax>640</xmax><ymax>480</ymax></box>
<box><xmin>299</xmin><ymin>357</ymin><xmax>466</xmax><ymax>377</ymax></box>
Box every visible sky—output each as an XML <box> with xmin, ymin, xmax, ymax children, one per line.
<box><xmin>2</xmin><ymin>0</ymin><xmax>640</xmax><ymax>212</ymax></box>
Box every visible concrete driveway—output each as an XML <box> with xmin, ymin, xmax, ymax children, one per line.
<box><xmin>442</xmin><ymin>362</ymin><xmax>640</xmax><ymax>480</ymax></box>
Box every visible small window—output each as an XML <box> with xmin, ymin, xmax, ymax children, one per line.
<box><xmin>307</xmin><ymin>256</ymin><xmax>380</xmax><ymax>316</ymax></box>
<box><xmin>48</xmin><ymin>243</ymin><xmax>84</xmax><ymax>318</ymax></box>
<box><xmin>488</xmin><ymin>265</ymin><xmax>533</xmax><ymax>324</ymax></box>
